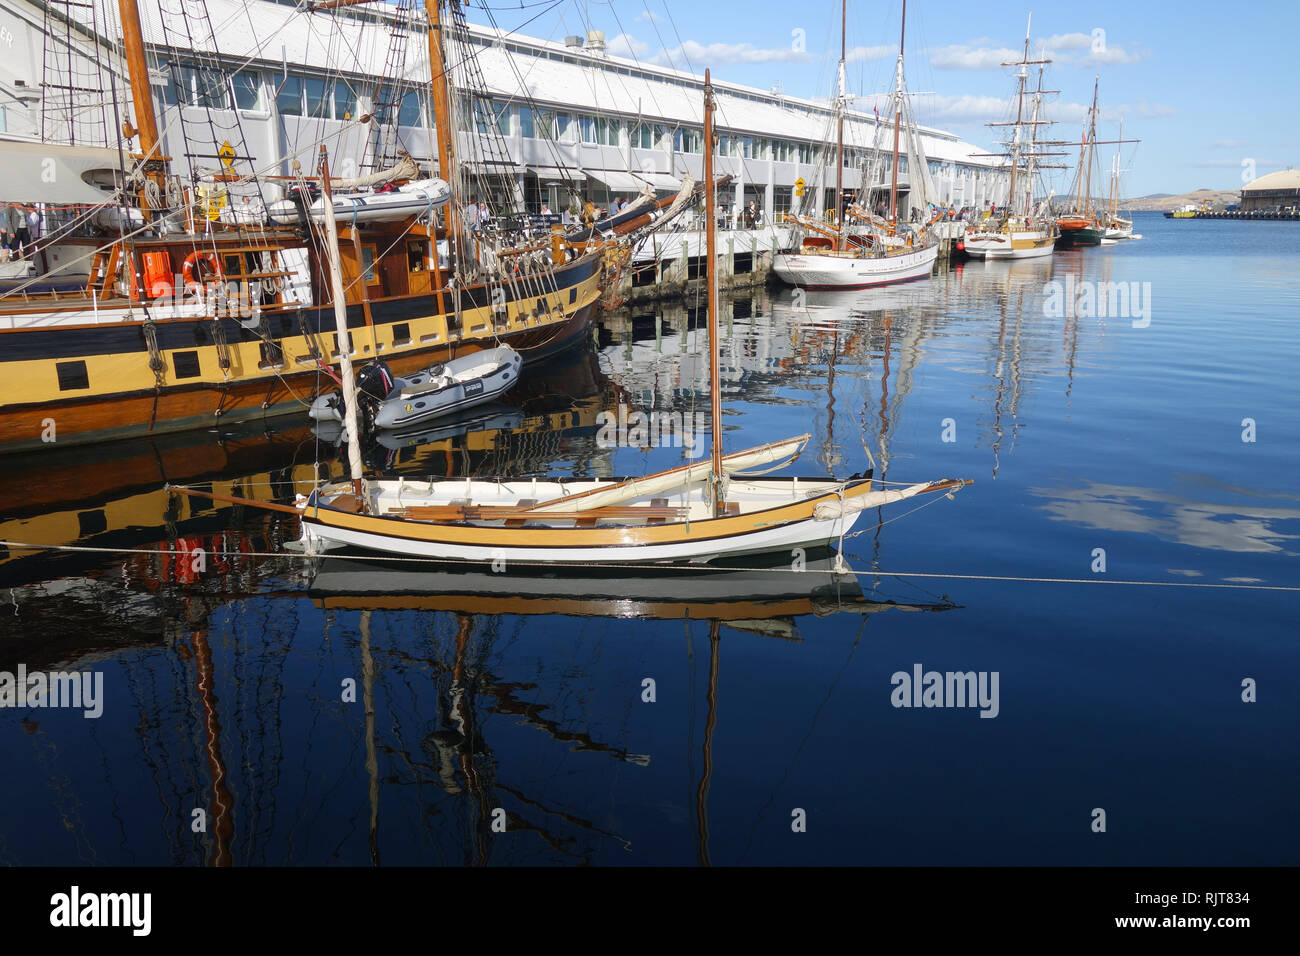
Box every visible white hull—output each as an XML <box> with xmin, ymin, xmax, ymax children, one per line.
<box><xmin>301</xmin><ymin>505</ymin><xmax>862</xmax><ymax>564</ymax></box>
<box><xmin>963</xmin><ymin>227</ymin><xmax>1056</xmax><ymax>260</ymax></box>
<box><xmin>773</xmin><ymin>244</ymin><xmax>938</xmax><ymax>289</ymax></box>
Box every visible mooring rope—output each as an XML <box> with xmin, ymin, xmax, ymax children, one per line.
<box><xmin>1</xmin><ymin>539</ymin><xmax>1296</xmax><ymax>593</ymax></box>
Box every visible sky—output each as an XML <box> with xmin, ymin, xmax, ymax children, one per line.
<box><xmin>462</xmin><ymin>0</ymin><xmax>1300</xmax><ymax>197</ymax></box>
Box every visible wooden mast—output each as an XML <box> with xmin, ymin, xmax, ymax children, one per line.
<box><xmin>424</xmin><ymin>0</ymin><xmax>461</xmax><ymax>254</ymax></box>
<box><xmin>319</xmin><ymin>147</ymin><xmax>367</xmax><ymax>499</ymax></box>
<box><xmin>117</xmin><ymin>0</ymin><xmax>164</xmax><ymax>218</ymax></box>
<box><xmin>834</xmin><ymin>0</ymin><xmax>845</xmax><ymax>246</ymax></box>
<box><xmin>889</xmin><ymin>0</ymin><xmax>905</xmax><ymax>225</ymax></box>
<box><xmin>1006</xmin><ymin>14</ymin><xmax>1031</xmax><ymax>221</ymax></box>
<box><xmin>704</xmin><ymin>69</ymin><xmax>723</xmax><ymax>516</ymax></box>
<box><xmin>1083</xmin><ymin>76</ymin><xmax>1099</xmax><ymax>218</ymax></box>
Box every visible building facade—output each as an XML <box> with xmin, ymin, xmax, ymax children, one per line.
<box><xmin>1</xmin><ymin>0</ymin><xmax>1010</xmax><ymax>221</ymax></box>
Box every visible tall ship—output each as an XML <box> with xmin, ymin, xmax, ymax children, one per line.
<box><xmin>773</xmin><ymin>0</ymin><xmax>941</xmax><ymax>289</ymax></box>
<box><xmin>963</xmin><ymin>16</ymin><xmax>1061</xmax><ymax>260</ymax></box>
<box><xmin>0</xmin><ymin>0</ymin><xmax>706</xmax><ymax>454</ymax></box>
<box><xmin>1055</xmin><ymin>78</ymin><xmax>1135</xmax><ymax>246</ymax></box>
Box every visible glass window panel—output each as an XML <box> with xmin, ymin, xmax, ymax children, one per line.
<box><xmin>233</xmin><ymin>72</ymin><xmax>261</xmax><ymax>110</ymax></box>
<box><xmin>305</xmin><ymin>76</ymin><xmax>330</xmax><ymax>118</ymax></box>
<box><xmin>579</xmin><ymin>115</ymin><xmax>596</xmax><ymax>143</ymax></box>
<box><xmin>517</xmin><ymin>105</ymin><xmax>533</xmax><ymax>138</ymax></box>
<box><xmin>398</xmin><ymin>91</ymin><xmax>421</xmax><ymax>127</ymax></box>
<box><xmin>277</xmin><ymin>75</ymin><xmax>303</xmax><ymax>116</ymax></box>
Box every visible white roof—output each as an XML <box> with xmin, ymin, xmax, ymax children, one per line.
<box><xmin>136</xmin><ymin>0</ymin><xmax>999</xmax><ymax>169</ymax></box>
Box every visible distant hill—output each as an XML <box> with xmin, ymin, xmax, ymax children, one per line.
<box><xmin>1120</xmin><ymin>188</ymin><xmax>1239</xmax><ymax>211</ymax></box>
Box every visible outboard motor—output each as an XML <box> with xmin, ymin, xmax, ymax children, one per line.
<box><xmin>353</xmin><ymin>360</ymin><xmax>396</xmax><ymax>433</ymax></box>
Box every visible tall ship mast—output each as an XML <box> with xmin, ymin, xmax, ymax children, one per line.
<box><xmin>772</xmin><ymin>0</ymin><xmax>942</xmax><ymax>290</ymax></box>
<box><xmin>1056</xmin><ymin>77</ymin><xmax>1137</xmax><ymax>246</ymax></box>
<box><xmin>963</xmin><ymin>14</ymin><xmax>1060</xmax><ymax>260</ymax></box>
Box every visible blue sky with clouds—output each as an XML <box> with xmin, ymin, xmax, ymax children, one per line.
<box><xmin>464</xmin><ymin>0</ymin><xmax>1299</xmax><ymax>196</ymax></box>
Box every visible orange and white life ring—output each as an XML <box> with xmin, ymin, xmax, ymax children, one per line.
<box><xmin>182</xmin><ymin>250</ymin><xmax>223</xmax><ymax>293</ymax></box>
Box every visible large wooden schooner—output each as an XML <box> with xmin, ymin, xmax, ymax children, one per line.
<box><xmin>0</xmin><ymin>0</ymin><xmax>704</xmax><ymax>454</ymax></box>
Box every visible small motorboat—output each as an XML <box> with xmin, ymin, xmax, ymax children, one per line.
<box><xmin>309</xmin><ymin>347</ymin><xmax>523</xmax><ymax>432</ymax></box>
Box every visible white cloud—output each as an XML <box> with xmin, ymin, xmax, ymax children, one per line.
<box><xmin>846</xmin><ymin>44</ymin><xmax>893</xmax><ymax>62</ymax></box>
<box><xmin>1212</xmin><ymin>139</ymin><xmax>1251</xmax><ymax>149</ymax></box>
<box><xmin>606</xmin><ymin>32</ymin><xmax>650</xmax><ymax>59</ymax></box>
<box><xmin>650</xmin><ymin>40</ymin><xmax>814</xmax><ymax>66</ymax></box>
<box><xmin>635</xmin><ymin>10</ymin><xmax>658</xmax><ymax>22</ymax></box>
<box><xmin>918</xmin><ymin>93</ymin><xmax>1016</xmax><ymax>123</ymax></box>
<box><xmin>1043</xmin><ymin>32</ymin><xmax>1095</xmax><ymax>51</ymax></box>
<box><xmin>928</xmin><ymin>44</ymin><xmax>1022</xmax><ymax>70</ymax></box>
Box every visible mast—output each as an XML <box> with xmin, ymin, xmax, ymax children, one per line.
<box><xmin>889</xmin><ymin>0</ymin><xmax>905</xmax><ymax>224</ymax></box>
<box><xmin>835</xmin><ymin>0</ymin><xmax>845</xmax><ymax>244</ymax></box>
<box><xmin>1082</xmin><ymin>76</ymin><xmax>1099</xmax><ymax>217</ymax></box>
<box><xmin>117</xmin><ymin>0</ymin><xmax>163</xmax><ymax>218</ymax></box>
<box><xmin>425</xmin><ymin>0</ymin><xmax>460</xmax><ymax>251</ymax></box>
<box><xmin>704</xmin><ymin>70</ymin><xmax>723</xmax><ymax>516</ymax></box>
<box><xmin>1006</xmin><ymin>13</ymin><xmax>1031</xmax><ymax>219</ymax></box>
<box><xmin>319</xmin><ymin>147</ymin><xmax>367</xmax><ymax>497</ymax></box>
<box><xmin>1024</xmin><ymin>62</ymin><xmax>1045</xmax><ymax>217</ymax></box>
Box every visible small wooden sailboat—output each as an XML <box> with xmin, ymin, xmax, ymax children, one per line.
<box><xmin>172</xmin><ymin>71</ymin><xmax>970</xmax><ymax>567</ymax></box>
<box><xmin>773</xmin><ymin>0</ymin><xmax>941</xmax><ymax>289</ymax></box>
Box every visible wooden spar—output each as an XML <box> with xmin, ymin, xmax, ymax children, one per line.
<box><xmin>167</xmin><ymin>485</ymin><xmax>303</xmax><ymax>515</ymax></box>
<box><xmin>835</xmin><ymin>0</ymin><xmax>845</xmax><ymax>246</ymax></box>
<box><xmin>514</xmin><ymin>435</ymin><xmax>809</xmax><ymax>514</ymax></box>
<box><xmin>890</xmin><ymin>0</ymin><xmax>904</xmax><ymax>225</ymax></box>
<box><xmin>704</xmin><ymin>69</ymin><xmax>723</xmax><ymax>516</ymax></box>
<box><xmin>117</xmin><ymin>0</ymin><xmax>163</xmax><ymax>218</ymax></box>
<box><xmin>319</xmin><ymin>148</ymin><xmax>367</xmax><ymax>496</ymax></box>
<box><xmin>424</xmin><ymin>0</ymin><xmax>460</xmax><ymax>253</ymax></box>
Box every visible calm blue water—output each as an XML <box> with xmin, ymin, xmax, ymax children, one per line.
<box><xmin>1</xmin><ymin>212</ymin><xmax>1296</xmax><ymax>865</ymax></box>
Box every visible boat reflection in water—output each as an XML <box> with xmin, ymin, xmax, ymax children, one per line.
<box><xmin>308</xmin><ymin>548</ymin><xmax>955</xmax><ymax>640</ymax></box>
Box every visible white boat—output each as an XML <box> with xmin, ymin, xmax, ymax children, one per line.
<box><xmin>775</xmin><ymin>1</ymin><xmax>941</xmax><ymax>290</ymax></box>
<box><xmin>963</xmin><ymin>17</ymin><xmax>1059</xmax><ymax>261</ymax></box>
<box><xmin>773</xmin><ymin>242</ymin><xmax>939</xmax><ymax>288</ymax></box>
<box><xmin>964</xmin><ymin>220</ymin><xmax>1057</xmax><ymax>259</ymax></box>
<box><xmin>266</xmin><ymin>178</ymin><xmax>451</xmax><ymax>226</ymax></box>
<box><xmin>309</xmin><ymin>347</ymin><xmax>523</xmax><ymax>431</ymax></box>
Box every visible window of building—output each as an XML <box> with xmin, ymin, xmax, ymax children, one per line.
<box><xmin>674</xmin><ymin>127</ymin><xmax>702</xmax><ymax>153</ymax></box>
<box><xmin>233</xmin><ymin>72</ymin><xmax>262</xmax><ymax>111</ymax></box>
<box><xmin>494</xmin><ymin>102</ymin><xmax>512</xmax><ymax>135</ymax></box>
<box><xmin>579</xmin><ymin>114</ymin><xmax>596</xmax><ymax>143</ymax></box>
<box><xmin>277</xmin><ymin>74</ymin><xmax>303</xmax><ymax>116</ymax></box>
<box><xmin>555</xmin><ymin>112</ymin><xmax>573</xmax><ymax>141</ymax></box>
<box><xmin>517</xmin><ymin>105</ymin><xmax>533</xmax><ymax>138</ymax></box>
<box><xmin>336</xmin><ymin>79</ymin><xmax>362</xmax><ymax>120</ymax></box>
<box><xmin>305</xmin><ymin>76</ymin><xmax>331</xmax><ymax>118</ymax></box>
<box><xmin>773</xmin><ymin>185</ymin><xmax>793</xmax><ymax>216</ymax></box>
<box><xmin>398</xmin><ymin>91</ymin><xmax>423</xmax><ymax>127</ymax></box>
<box><xmin>630</xmin><ymin>122</ymin><xmax>655</xmax><ymax>149</ymax></box>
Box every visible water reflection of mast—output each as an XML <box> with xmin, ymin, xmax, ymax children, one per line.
<box><xmin>192</xmin><ymin>628</ymin><xmax>234</xmax><ymax>867</ymax></box>
<box><xmin>695</xmin><ymin>620</ymin><xmax>721</xmax><ymax>867</ymax></box>
<box><xmin>361</xmin><ymin>610</ymin><xmax>380</xmax><ymax>865</ymax></box>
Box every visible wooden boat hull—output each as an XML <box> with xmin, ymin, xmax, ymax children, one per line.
<box><xmin>963</xmin><ymin>227</ymin><xmax>1056</xmax><ymax>260</ymax></box>
<box><xmin>0</xmin><ymin>253</ymin><xmax>602</xmax><ymax>454</ymax></box>
<box><xmin>297</xmin><ymin>476</ymin><xmax>877</xmax><ymax>565</ymax></box>
<box><xmin>772</xmin><ymin>244</ymin><xmax>938</xmax><ymax>289</ymax></box>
